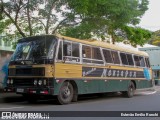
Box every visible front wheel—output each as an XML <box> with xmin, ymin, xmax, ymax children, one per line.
<box><xmin>122</xmin><ymin>82</ymin><xmax>135</xmax><ymax>98</ymax></box>
<box><xmin>57</xmin><ymin>82</ymin><xmax>74</xmax><ymax>105</ymax></box>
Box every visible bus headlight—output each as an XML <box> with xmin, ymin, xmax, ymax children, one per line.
<box><xmin>38</xmin><ymin>80</ymin><xmax>42</xmax><ymax>86</ymax></box>
<box><xmin>7</xmin><ymin>79</ymin><xmax>10</xmax><ymax>84</ymax></box>
<box><xmin>43</xmin><ymin>79</ymin><xmax>47</xmax><ymax>85</ymax></box>
<box><xmin>34</xmin><ymin>79</ymin><xmax>38</xmax><ymax>85</ymax></box>
<box><xmin>10</xmin><ymin>79</ymin><xmax>13</xmax><ymax>84</ymax></box>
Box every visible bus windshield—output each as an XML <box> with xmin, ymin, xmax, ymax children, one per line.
<box><xmin>11</xmin><ymin>36</ymin><xmax>57</xmax><ymax>65</ymax></box>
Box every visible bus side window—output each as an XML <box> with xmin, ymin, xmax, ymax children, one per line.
<box><xmin>139</xmin><ymin>57</ymin><xmax>145</xmax><ymax>67</ymax></box>
<box><xmin>102</xmin><ymin>49</ymin><xmax>113</xmax><ymax>63</ymax></box>
<box><xmin>58</xmin><ymin>41</ymin><xmax>62</xmax><ymax>60</ymax></box>
<box><xmin>126</xmin><ymin>54</ymin><xmax>134</xmax><ymax>66</ymax></box>
<box><xmin>111</xmin><ymin>51</ymin><xmax>120</xmax><ymax>64</ymax></box>
<box><xmin>120</xmin><ymin>53</ymin><xmax>128</xmax><ymax>65</ymax></box>
<box><xmin>63</xmin><ymin>41</ymin><xmax>71</xmax><ymax>56</ymax></box>
<box><xmin>134</xmin><ymin>55</ymin><xmax>140</xmax><ymax>66</ymax></box>
<box><xmin>92</xmin><ymin>47</ymin><xmax>103</xmax><ymax>64</ymax></box>
<box><xmin>145</xmin><ymin>57</ymin><xmax>150</xmax><ymax>68</ymax></box>
<box><xmin>92</xmin><ymin>47</ymin><xmax>102</xmax><ymax>60</ymax></box>
<box><xmin>72</xmin><ymin>43</ymin><xmax>79</xmax><ymax>57</ymax></box>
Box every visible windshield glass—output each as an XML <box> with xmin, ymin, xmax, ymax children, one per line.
<box><xmin>11</xmin><ymin>36</ymin><xmax>57</xmax><ymax>65</ymax></box>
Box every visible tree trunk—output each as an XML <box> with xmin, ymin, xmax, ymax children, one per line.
<box><xmin>27</xmin><ymin>0</ymin><xmax>32</xmax><ymax>36</ymax></box>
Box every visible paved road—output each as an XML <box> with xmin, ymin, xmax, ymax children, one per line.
<box><xmin>0</xmin><ymin>87</ymin><xmax>160</xmax><ymax>120</ymax></box>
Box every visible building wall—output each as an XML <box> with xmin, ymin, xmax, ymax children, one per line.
<box><xmin>0</xmin><ymin>38</ymin><xmax>14</xmax><ymax>59</ymax></box>
<box><xmin>139</xmin><ymin>47</ymin><xmax>160</xmax><ymax>85</ymax></box>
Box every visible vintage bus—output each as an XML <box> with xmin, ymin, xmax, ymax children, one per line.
<box><xmin>6</xmin><ymin>35</ymin><xmax>154</xmax><ymax>104</ymax></box>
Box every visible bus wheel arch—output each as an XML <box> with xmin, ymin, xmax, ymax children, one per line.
<box><xmin>131</xmin><ymin>80</ymin><xmax>136</xmax><ymax>90</ymax></box>
<box><xmin>69</xmin><ymin>80</ymin><xmax>78</xmax><ymax>102</ymax></box>
<box><xmin>57</xmin><ymin>80</ymin><xmax>78</xmax><ymax>104</ymax></box>
<box><xmin>122</xmin><ymin>80</ymin><xmax>136</xmax><ymax>98</ymax></box>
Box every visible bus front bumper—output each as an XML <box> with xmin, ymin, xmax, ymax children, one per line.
<box><xmin>5</xmin><ymin>87</ymin><xmax>54</xmax><ymax>95</ymax></box>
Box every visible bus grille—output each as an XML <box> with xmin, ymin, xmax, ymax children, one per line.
<box><xmin>9</xmin><ymin>68</ymin><xmax>45</xmax><ymax>76</ymax></box>
<box><xmin>13</xmin><ymin>78</ymin><xmax>34</xmax><ymax>86</ymax></box>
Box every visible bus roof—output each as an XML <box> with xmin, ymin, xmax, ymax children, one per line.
<box><xmin>17</xmin><ymin>35</ymin><xmax>149</xmax><ymax>57</ymax></box>
<box><xmin>57</xmin><ymin>35</ymin><xmax>149</xmax><ymax>57</ymax></box>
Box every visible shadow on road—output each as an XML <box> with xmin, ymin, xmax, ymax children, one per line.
<box><xmin>0</xmin><ymin>92</ymin><xmax>128</xmax><ymax>105</ymax></box>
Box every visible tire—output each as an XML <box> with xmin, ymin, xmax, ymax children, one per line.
<box><xmin>122</xmin><ymin>81</ymin><xmax>135</xmax><ymax>98</ymax></box>
<box><xmin>57</xmin><ymin>82</ymin><xmax>74</xmax><ymax>105</ymax></box>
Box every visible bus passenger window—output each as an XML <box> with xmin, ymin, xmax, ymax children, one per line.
<box><xmin>82</xmin><ymin>46</ymin><xmax>91</xmax><ymax>58</ymax></box>
<box><xmin>102</xmin><ymin>49</ymin><xmax>113</xmax><ymax>63</ymax></box>
<box><xmin>72</xmin><ymin>43</ymin><xmax>79</xmax><ymax>57</ymax></box>
<box><xmin>63</xmin><ymin>41</ymin><xmax>71</xmax><ymax>56</ymax></box>
<box><xmin>145</xmin><ymin>58</ymin><xmax>150</xmax><ymax>67</ymax></box>
<box><xmin>92</xmin><ymin>47</ymin><xmax>102</xmax><ymax>60</ymax></box>
<box><xmin>126</xmin><ymin>54</ymin><xmax>134</xmax><ymax>66</ymax></box>
<box><xmin>120</xmin><ymin>53</ymin><xmax>128</xmax><ymax>65</ymax></box>
<box><xmin>139</xmin><ymin>57</ymin><xmax>145</xmax><ymax>67</ymax></box>
<box><xmin>111</xmin><ymin>51</ymin><xmax>120</xmax><ymax>64</ymax></box>
<box><xmin>58</xmin><ymin>41</ymin><xmax>62</xmax><ymax>60</ymax></box>
<box><xmin>134</xmin><ymin>56</ymin><xmax>140</xmax><ymax>66</ymax></box>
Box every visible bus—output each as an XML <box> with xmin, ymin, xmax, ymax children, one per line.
<box><xmin>6</xmin><ymin>35</ymin><xmax>154</xmax><ymax>104</ymax></box>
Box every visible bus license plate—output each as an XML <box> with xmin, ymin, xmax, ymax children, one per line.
<box><xmin>16</xmin><ymin>88</ymin><xmax>24</xmax><ymax>93</ymax></box>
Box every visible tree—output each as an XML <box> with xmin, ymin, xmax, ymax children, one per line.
<box><xmin>61</xmin><ymin>0</ymin><xmax>151</xmax><ymax>46</ymax></box>
<box><xmin>0</xmin><ymin>0</ymin><xmax>73</xmax><ymax>38</ymax></box>
<box><xmin>149</xmin><ymin>30</ymin><xmax>160</xmax><ymax>46</ymax></box>
<box><xmin>0</xmin><ymin>0</ymin><xmax>151</xmax><ymax>46</ymax></box>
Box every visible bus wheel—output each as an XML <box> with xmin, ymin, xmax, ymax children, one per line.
<box><xmin>122</xmin><ymin>82</ymin><xmax>135</xmax><ymax>98</ymax></box>
<box><xmin>57</xmin><ymin>82</ymin><xmax>74</xmax><ymax>105</ymax></box>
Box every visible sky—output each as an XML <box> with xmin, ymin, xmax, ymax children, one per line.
<box><xmin>139</xmin><ymin>0</ymin><xmax>160</xmax><ymax>31</ymax></box>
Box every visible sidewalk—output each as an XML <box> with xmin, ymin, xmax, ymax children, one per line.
<box><xmin>154</xmin><ymin>85</ymin><xmax>160</xmax><ymax>92</ymax></box>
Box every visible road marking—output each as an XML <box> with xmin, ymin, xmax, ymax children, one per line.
<box><xmin>0</xmin><ymin>106</ymin><xmax>24</xmax><ymax>110</ymax></box>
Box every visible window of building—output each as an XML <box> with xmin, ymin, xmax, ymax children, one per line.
<box><xmin>4</xmin><ymin>41</ymin><xmax>11</xmax><ymax>47</ymax></box>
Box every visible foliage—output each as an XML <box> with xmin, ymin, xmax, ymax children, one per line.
<box><xmin>61</xmin><ymin>0</ymin><xmax>151</xmax><ymax>46</ymax></box>
<box><xmin>0</xmin><ymin>0</ymin><xmax>72</xmax><ymax>38</ymax></box>
<box><xmin>149</xmin><ymin>30</ymin><xmax>160</xmax><ymax>46</ymax></box>
<box><xmin>122</xmin><ymin>26</ymin><xmax>152</xmax><ymax>47</ymax></box>
<box><xmin>0</xmin><ymin>0</ymin><xmax>151</xmax><ymax>47</ymax></box>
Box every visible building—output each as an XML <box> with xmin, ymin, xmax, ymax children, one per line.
<box><xmin>0</xmin><ymin>36</ymin><xmax>15</xmax><ymax>58</ymax></box>
<box><xmin>139</xmin><ymin>46</ymin><xmax>160</xmax><ymax>85</ymax></box>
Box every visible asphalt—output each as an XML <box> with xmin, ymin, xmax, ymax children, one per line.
<box><xmin>0</xmin><ymin>85</ymin><xmax>159</xmax><ymax>103</ymax></box>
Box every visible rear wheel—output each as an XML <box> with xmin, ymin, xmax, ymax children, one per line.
<box><xmin>122</xmin><ymin>81</ymin><xmax>135</xmax><ymax>98</ymax></box>
<box><xmin>57</xmin><ymin>82</ymin><xmax>74</xmax><ymax>105</ymax></box>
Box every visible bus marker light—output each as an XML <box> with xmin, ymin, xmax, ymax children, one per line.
<box><xmin>40</xmin><ymin>91</ymin><xmax>49</xmax><ymax>94</ymax></box>
<box><xmin>29</xmin><ymin>90</ymin><xmax>36</xmax><ymax>94</ymax></box>
<box><xmin>56</xmin><ymin>80</ymin><xmax>63</xmax><ymax>83</ymax></box>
